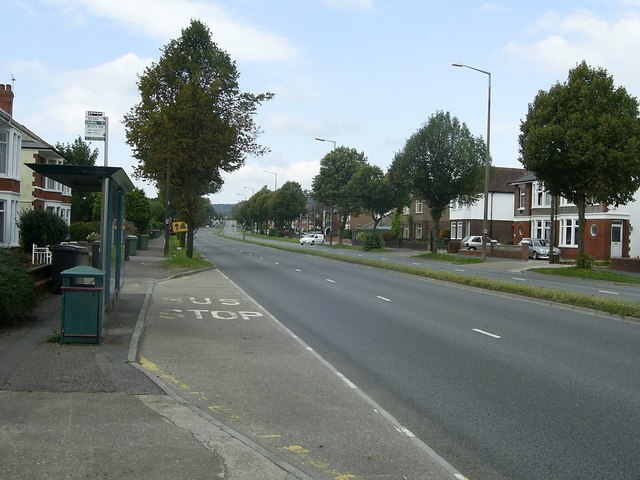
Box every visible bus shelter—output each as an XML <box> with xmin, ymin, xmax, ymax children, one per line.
<box><xmin>26</xmin><ymin>164</ymin><xmax>135</xmax><ymax>308</ymax></box>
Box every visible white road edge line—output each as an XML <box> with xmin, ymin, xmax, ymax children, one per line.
<box><xmin>472</xmin><ymin>328</ymin><xmax>502</xmax><ymax>339</ymax></box>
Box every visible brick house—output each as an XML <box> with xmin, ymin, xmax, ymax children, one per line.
<box><xmin>0</xmin><ymin>83</ymin><xmax>70</xmax><ymax>247</ymax></box>
<box><xmin>511</xmin><ymin>172</ymin><xmax>638</xmax><ymax>260</ymax></box>
<box><xmin>447</xmin><ymin>167</ymin><xmax>525</xmax><ymax>244</ymax></box>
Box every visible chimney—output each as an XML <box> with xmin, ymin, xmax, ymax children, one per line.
<box><xmin>0</xmin><ymin>84</ymin><xmax>14</xmax><ymax>116</ymax></box>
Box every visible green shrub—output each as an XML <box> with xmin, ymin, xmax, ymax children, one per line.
<box><xmin>18</xmin><ymin>209</ymin><xmax>69</xmax><ymax>253</ymax></box>
<box><xmin>0</xmin><ymin>249</ymin><xmax>37</xmax><ymax>324</ymax></box>
<box><xmin>576</xmin><ymin>254</ymin><xmax>595</xmax><ymax>269</ymax></box>
<box><xmin>69</xmin><ymin>221</ymin><xmax>100</xmax><ymax>242</ymax></box>
<box><xmin>361</xmin><ymin>232</ymin><xmax>384</xmax><ymax>251</ymax></box>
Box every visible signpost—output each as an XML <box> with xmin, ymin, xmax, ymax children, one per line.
<box><xmin>84</xmin><ymin>111</ymin><xmax>108</xmax><ymax>166</ymax></box>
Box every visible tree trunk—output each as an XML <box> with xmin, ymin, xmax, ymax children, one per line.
<box><xmin>431</xmin><ymin>216</ymin><xmax>440</xmax><ymax>253</ymax></box>
<box><xmin>577</xmin><ymin>195</ymin><xmax>586</xmax><ymax>258</ymax></box>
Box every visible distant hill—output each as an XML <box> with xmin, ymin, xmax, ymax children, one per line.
<box><xmin>214</xmin><ymin>204</ymin><xmax>235</xmax><ymax>219</ymax></box>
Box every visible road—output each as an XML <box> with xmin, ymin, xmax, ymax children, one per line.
<box><xmin>195</xmin><ymin>230</ymin><xmax>640</xmax><ymax>480</ymax></box>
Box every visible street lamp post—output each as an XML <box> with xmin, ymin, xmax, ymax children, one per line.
<box><xmin>243</xmin><ymin>186</ymin><xmax>254</xmax><ymax>197</ymax></box>
<box><xmin>315</xmin><ymin>137</ymin><xmax>336</xmax><ymax>150</ymax></box>
<box><xmin>315</xmin><ymin>137</ymin><xmax>337</xmax><ymax>246</ymax></box>
<box><xmin>452</xmin><ymin>63</ymin><xmax>491</xmax><ymax>261</ymax></box>
<box><xmin>237</xmin><ymin>193</ymin><xmax>247</xmax><ymax>201</ymax></box>
<box><xmin>263</xmin><ymin>170</ymin><xmax>277</xmax><ymax>190</ymax></box>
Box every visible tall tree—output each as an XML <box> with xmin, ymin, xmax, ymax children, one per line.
<box><xmin>124</xmin><ymin>19</ymin><xmax>273</xmax><ymax>257</ymax></box>
<box><xmin>125</xmin><ymin>188</ymin><xmax>152</xmax><ymax>234</ymax></box>
<box><xmin>312</xmin><ymin>146</ymin><xmax>367</xmax><ymax>244</ymax></box>
<box><xmin>55</xmin><ymin>137</ymin><xmax>99</xmax><ymax>222</ymax></box>
<box><xmin>348</xmin><ymin>164</ymin><xmax>398</xmax><ymax>232</ymax></box>
<box><xmin>269</xmin><ymin>181</ymin><xmax>307</xmax><ymax>232</ymax></box>
<box><xmin>520</xmin><ymin>60</ymin><xmax>640</xmax><ymax>259</ymax></box>
<box><xmin>389</xmin><ymin>111</ymin><xmax>486</xmax><ymax>252</ymax></box>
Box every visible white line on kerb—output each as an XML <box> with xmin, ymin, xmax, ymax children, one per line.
<box><xmin>376</xmin><ymin>295</ymin><xmax>391</xmax><ymax>302</ymax></box>
<box><xmin>598</xmin><ymin>290</ymin><xmax>619</xmax><ymax>295</ymax></box>
<box><xmin>473</xmin><ymin>328</ymin><xmax>502</xmax><ymax>339</ymax></box>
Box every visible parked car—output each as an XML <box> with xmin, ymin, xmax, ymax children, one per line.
<box><xmin>461</xmin><ymin>235</ymin><xmax>496</xmax><ymax>250</ymax></box>
<box><xmin>300</xmin><ymin>233</ymin><xmax>324</xmax><ymax>245</ymax></box>
<box><xmin>518</xmin><ymin>238</ymin><xmax>561</xmax><ymax>260</ymax></box>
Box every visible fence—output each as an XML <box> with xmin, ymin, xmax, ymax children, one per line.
<box><xmin>32</xmin><ymin>244</ymin><xmax>52</xmax><ymax>265</ymax></box>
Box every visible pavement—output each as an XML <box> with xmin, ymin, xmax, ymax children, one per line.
<box><xmin>0</xmin><ymin>237</ymin><xmax>473</xmax><ymax>480</ymax></box>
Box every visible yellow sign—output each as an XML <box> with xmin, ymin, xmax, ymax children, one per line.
<box><xmin>172</xmin><ymin>221</ymin><xmax>188</xmax><ymax>233</ymax></box>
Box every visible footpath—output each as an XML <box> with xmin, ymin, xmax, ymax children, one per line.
<box><xmin>0</xmin><ymin>238</ymin><xmax>464</xmax><ymax>480</ymax></box>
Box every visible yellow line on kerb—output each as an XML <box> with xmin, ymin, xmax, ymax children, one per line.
<box><xmin>282</xmin><ymin>445</ymin><xmax>358</xmax><ymax>479</ymax></box>
<box><xmin>139</xmin><ymin>356</ymin><xmax>192</xmax><ymax>391</ymax></box>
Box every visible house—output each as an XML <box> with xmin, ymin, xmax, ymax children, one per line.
<box><xmin>447</xmin><ymin>167</ymin><xmax>525</xmax><ymax>244</ymax></box>
<box><xmin>0</xmin><ymin>83</ymin><xmax>71</xmax><ymax>247</ymax></box>
<box><xmin>511</xmin><ymin>172</ymin><xmax>638</xmax><ymax>260</ymax></box>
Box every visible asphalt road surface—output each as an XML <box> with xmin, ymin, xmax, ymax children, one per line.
<box><xmin>196</xmin><ymin>231</ymin><xmax>640</xmax><ymax>480</ymax></box>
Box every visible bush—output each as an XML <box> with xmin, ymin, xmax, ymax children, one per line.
<box><xmin>0</xmin><ymin>249</ymin><xmax>37</xmax><ymax>324</ymax></box>
<box><xmin>69</xmin><ymin>221</ymin><xmax>100</xmax><ymax>242</ymax></box>
<box><xmin>361</xmin><ymin>232</ymin><xmax>384</xmax><ymax>251</ymax></box>
<box><xmin>576</xmin><ymin>254</ymin><xmax>595</xmax><ymax>269</ymax></box>
<box><xmin>18</xmin><ymin>209</ymin><xmax>69</xmax><ymax>253</ymax></box>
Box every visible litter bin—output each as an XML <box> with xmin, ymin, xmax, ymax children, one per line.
<box><xmin>60</xmin><ymin>266</ymin><xmax>105</xmax><ymax>344</ymax></box>
<box><xmin>137</xmin><ymin>233</ymin><xmax>149</xmax><ymax>251</ymax></box>
<box><xmin>50</xmin><ymin>243</ymin><xmax>89</xmax><ymax>293</ymax></box>
<box><xmin>125</xmin><ymin>235</ymin><xmax>138</xmax><ymax>259</ymax></box>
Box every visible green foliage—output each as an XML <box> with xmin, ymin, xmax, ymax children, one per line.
<box><xmin>0</xmin><ymin>249</ymin><xmax>37</xmax><ymax>324</ymax></box>
<box><xmin>124</xmin><ymin>19</ymin><xmax>273</xmax><ymax>258</ymax></box>
<box><xmin>391</xmin><ymin>209</ymin><xmax>401</xmax><ymax>238</ymax></box>
<box><xmin>575</xmin><ymin>254</ymin><xmax>595</xmax><ymax>269</ymax></box>
<box><xmin>69</xmin><ymin>221</ymin><xmax>100</xmax><ymax>242</ymax></box>
<box><xmin>126</xmin><ymin>188</ymin><xmax>152</xmax><ymax>233</ymax></box>
<box><xmin>360</xmin><ymin>232</ymin><xmax>384</xmax><ymax>251</ymax></box>
<box><xmin>348</xmin><ymin>164</ymin><xmax>398</xmax><ymax>231</ymax></box>
<box><xmin>519</xmin><ymin>61</ymin><xmax>640</xmax><ymax>256</ymax></box>
<box><xmin>55</xmin><ymin>137</ymin><xmax>99</xmax><ymax>222</ymax></box>
<box><xmin>389</xmin><ymin>111</ymin><xmax>486</xmax><ymax>250</ymax></box>
<box><xmin>312</xmin><ymin>146</ymin><xmax>368</xmax><ymax>240</ymax></box>
<box><xmin>18</xmin><ymin>209</ymin><xmax>69</xmax><ymax>252</ymax></box>
<box><xmin>270</xmin><ymin>181</ymin><xmax>307</xmax><ymax>230</ymax></box>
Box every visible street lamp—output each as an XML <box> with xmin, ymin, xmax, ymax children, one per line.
<box><xmin>236</xmin><ymin>192</ymin><xmax>247</xmax><ymax>201</ymax></box>
<box><xmin>452</xmin><ymin>63</ymin><xmax>491</xmax><ymax>261</ymax></box>
<box><xmin>315</xmin><ymin>137</ymin><xmax>338</xmax><ymax>245</ymax></box>
<box><xmin>315</xmin><ymin>137</ymin><xmax>336</xmax><ymax>150</ymax></box>
<box><xmin>263</xmin><ymin>170</ymin><xmax>277</xmax><ymax>190</ymax></box>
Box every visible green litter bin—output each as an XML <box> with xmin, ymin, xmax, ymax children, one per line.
<box><xmin>60</xmin><ymin>266</ymin><xmax>105</xmax><ymax>344</ymax></box>
<box><xmin>125</xmin><ymin>235</ymin><xmax>138</xmax><ymax>259</ymax></box>
<box><xmin>137</xmin><ymin>233</ymin><xmax>149</xmax><ymax>250</ymax></box>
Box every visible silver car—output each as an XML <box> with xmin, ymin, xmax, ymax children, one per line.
<box><xmin>519</xmin><ymin>238</ymin><xmax>561</xmax><ymax>260</ymax></box>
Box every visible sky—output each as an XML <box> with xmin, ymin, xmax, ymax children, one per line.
<box><xmin>4</xmin><ymin>0</ymin><xmax>640</xmax><ymax>206</ymax></box>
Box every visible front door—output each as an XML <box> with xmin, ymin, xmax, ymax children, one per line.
<box><xmin>611</xmin><ymin>221</ymin><xmax>623</xmax><ymax>258</ymax></box>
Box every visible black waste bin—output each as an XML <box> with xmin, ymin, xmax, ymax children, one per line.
<box><xmin>50</xmin><ymin>244</ymin><xmax>89</xmax><ymax>293</ymax></box>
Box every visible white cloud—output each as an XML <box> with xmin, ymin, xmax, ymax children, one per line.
<box><xmin>506</xmin><ymin>8</ymin><xmax>640</xmax><ymax>90</ymax></box>
<box><xmin>46</xmin><ymin>0</ymin><xmax>300</xmax><ymax>62</ymax></box>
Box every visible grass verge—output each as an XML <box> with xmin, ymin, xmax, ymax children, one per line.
<box><xmin>226</xmin><ymin>234</ymin><xmax>640</xmax><ymax>319</ymax></box>
<box><xmin>165</xmin><ymin>237</ymin><xmax>212</xmax><ymax>270</ymax></box>
<box><xmin>528</xmin><ymin>266</ymin><xmax>640</xmax><ymax>285</ymax></box>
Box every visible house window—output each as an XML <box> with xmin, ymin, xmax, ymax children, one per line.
<box><xmin>532</xmin><ymin>182</ymin><xmax>551</xmax><ymax>207</ymax></box>
<box><xmin>519</xmin><ymin>187</ymin><xmax>526</xmax><ymax>210</ymax></box>
<box><xmin>532</xmin><ymin>219</ymin><xmax>551</xmax><ymax>240</ymax></box>
<box><xmin>403</xmin><ymin>226</ymin><xmax>409</xmax><ymax>238</ymax></box>
<box><xmin>590</xmin><ymin>224</ymin><xmax>598</xmax><ymax>237</ymax></box>
<box><xmin>416</xmin><ymin>224</ymin><xmax>423</xmax><ymax>239</ymax></box>
<box><xmin>0</xmin><ymin>132</ymin><xmax>7</xmax><ymax>174</ymax></box>
<box><xmin>450</xmin><ymin>221</ymin><xmax>463</xmax><ymax>240</ymax></box>
<box><xmin>560</xmin><ymin>218</ymin><xmax>579</xmax><ymax>246</ymax></box>
<box><xmin>415</xmin><ymin>200</ymin><xmax>423</xmax><ymax>214</ymax></box>
<box><xmin>403</xmin><ymin>206</ymin><xmax>410</xmax><ymax>215</ymax></box>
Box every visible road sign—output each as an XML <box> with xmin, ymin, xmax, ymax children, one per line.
<box><xmin>85</xmin><ymin>111</ymin><xmax>106</xmax><ymax>141</ymax></box>
<box><xmin>172</xmin><ymin>221</ymin><xmax>188</xmax><ymax>233</ymax></box>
